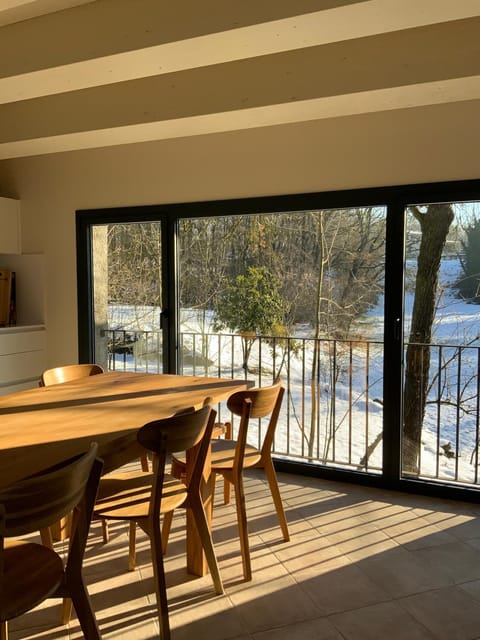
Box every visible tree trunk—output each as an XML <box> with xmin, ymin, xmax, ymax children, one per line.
<box><xmin>309</xmin><ymin>212</ymin><xmax>324</xmax><ymax>460</ymax></box>
<box><xmin>403</xmin><ymin>204</ymin><xmax>454</xmax><ymax>475</ymax></box>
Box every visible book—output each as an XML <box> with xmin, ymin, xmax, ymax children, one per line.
<box><xmin>0</xmin><ymin>268</ymin><xmax>12</xmax><ymax>326</ymax></box>
<box><xmin>9</xmin><ymin>270</ymin><xmax>16</xmax><ymax>326</ymax></box>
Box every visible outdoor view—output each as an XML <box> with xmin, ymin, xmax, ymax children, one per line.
<box><xmin>403</xmin><ymin>202</ymin><xmax>480</xmax><ymax>485</ymax></box>
<box><xmin>93</xmin><ymin>201</ymin><xmax>480</xmax><ymax>488</ymax></box>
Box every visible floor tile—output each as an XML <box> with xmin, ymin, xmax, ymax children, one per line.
<box><xmin>294</xmin><ymin>561</ymin><xmax>391</xmax><ymax>615</ymax></box>
<box><xmin>399</xmin><ymin>586</ymin><xmax>480</xmax><ymax>640</ymax></box>
<box><xmin>358</xmin><ymin>545</ymin><xmax>453</xmax><ymax>598</ymax></box>
<box><xmin>7</xmin><ymin>472</ymin><xmax>480</xmax><ymax>640</ymax></box>
<box><xmin>253</xmin><ymin>617</ymin><xmax>344</xmax><ymax>639</ymax></box>
<box><xmin>228</xmin><ymin>568</ymin><xmax>322</xmax><ymax>633</ymax></box>
<box><xmin>410</xmin><ymin>541</ymin><xmax>480</xmax><ymax>584</ymax></box>
<box><xmin>330</xmin><ymin>600</ymin><xmax>437</xmax><ymax>640</ymax></box>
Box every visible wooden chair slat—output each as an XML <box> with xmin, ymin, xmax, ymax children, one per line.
<box><xmin>39</xmin><ymin>363</ymin><xmax>104</xmax><ymax>387</ymax></box>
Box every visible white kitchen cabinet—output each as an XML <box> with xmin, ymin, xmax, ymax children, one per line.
<box><xmin>0</xmin><ymin>325</ymin><xmax>46</xmax><ymax>394</ymax></box>
<box><xmin>0</xmin><ymin>251</ymin><xmax>46</xmax><ymax>394</ymax></box>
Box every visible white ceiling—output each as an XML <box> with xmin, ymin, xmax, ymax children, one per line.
<box><xmin>1</xmin><ymin>0</ymin><xmax>479</xmax><ymax>160</ymax></box>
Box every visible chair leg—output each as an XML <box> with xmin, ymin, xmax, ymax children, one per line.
<box><xmin>222</xmin><ymin>423</ymin><xmax>232</xmax><ymax>505</ymax></box>
<box><xmin>263</xmin><ymin>457</ymin><xmax>290</xmax><ymax>542</ymax></box>
<box><xmin>189</xmin><ymin>496</ymin><xmax>224</xmax><ymax>595</ymax></box>
<box><xmin>101</xmin><ymin>519</ymin><xmax>109</xmax><ymax>544</ymax></box>
<box><xmin>40</xmin><ymin>527</ymin><xmax>54</xmax><ymax>548</ymax></box>
<box><xmin>61</xmin><ymin>598</ymin><xmax>73</xmax><ymax>625</ymax></box>
<box><xmin>59</xmin><ymin>509</ymin><xmax>78</xmax><ymax>624</ymax></box>
<box><xmin>223</xmin><ymin>473</ymin><xmax>231</xmax><ymax>505</ymax></box>
<box><xmin>42</xmin><ymin>525</ymin><xmax>74</xmax><ymax>623</ymax></box>
<box><xmin>128</xmin><ymin>521</ymin><xmax>137</xmax><ymax>570</ymax></box>
<box><xmin>68</xmin><ymin>580</ymin><xmax>101</xmax><ymax>640</ymax></box>
<box><xmin>233</xmin><ymin>475</ymin><xmax>251</xmax><ymax>581</ymax></box>
<box><xmin>53</xmin><ymin>510</ymin><xmax>73</xmax><ymax>626</ymax></box>
<box><xmin>210</xmin><ymin>472</ymin><xmax>217</xmax><ymax>504</ymax></box>
<box><xmin>141</xmin><ymin>452</ymin><xmax>149</xmax><ymax>472</ymax></box>
<box><xmin>0</xmin><ymin>620</ymin><xmax>8</xmax><ymax>640</ymax></box>
<box><xmin>161</xmin><ymin>511</ymin><xmax>174</xmax><ymax>554</ymax></box>
<box><xmin>150</xmin><ymin>520</ymin><xmax>170</xmax><ymax>640</ymax></box>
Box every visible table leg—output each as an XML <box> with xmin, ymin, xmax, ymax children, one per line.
<box><xmin>50</xmin><ymin>514</ymin><xmax>72</xmax><ymax>541</ymax></box>
<box><xmin>185</xmin><ymin>441</ymin><xmax>212</xmax><ymax>576</ymax></box>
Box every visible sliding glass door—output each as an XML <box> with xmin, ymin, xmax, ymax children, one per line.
<box><xmin>402</xmin><ymin>201</ymin><xmax>480</xmax><ymax>485</ymax></box>
<box><xmin>76</xmin><ymin>180</ymin><xmax>480</xmax><ymax>498</ymax></box>
<box><xmin>178</xmin><ymin>208</ymin><xmax>386</xmax><ymax>474</ymax></box>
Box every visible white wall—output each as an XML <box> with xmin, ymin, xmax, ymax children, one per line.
<box><xmin>0</xmin><ymin>101</ymin><xmax>479</xmax><ymax>366</ymax></box>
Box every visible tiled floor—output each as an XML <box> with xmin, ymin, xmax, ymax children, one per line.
<box><xmin>8</xmin><ymin>469</ymin><xmax>480</xmax><ymax>640</ymax></box>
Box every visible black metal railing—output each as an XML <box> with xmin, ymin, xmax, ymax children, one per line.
<box><xmin>104</xmin><ymin>329</ymin><xmax>480</xmax><ymax>485</ymax></box>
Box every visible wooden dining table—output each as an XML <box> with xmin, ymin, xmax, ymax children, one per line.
<box><xmin>0</xmin><ymin>371</ymin><xmax>252</xmax><ymax>576</ymax></box>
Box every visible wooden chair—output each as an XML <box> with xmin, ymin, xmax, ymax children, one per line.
<box><xmin>39</xmin><ymin>362</ymin><xmax>148</xmax><ymax>546</ymax></box>
<box><xmin>40</xmin><ymin>363</ymin><xmax>149</xmax><ymax>471</ymax></box>
<box><xmin>170</xmin><ymin>380</ymin><xmax>289</xmax><ymax>581</ymax></box>
<box><xmin>39</xmin><ymin>363</ymin><xmax>104</xmax><ymax>387</ymax></box>
<box><xmin>94</xmin><ymin>404</ymin><xmax>224</xmax><ymax>640</ymax></box>
<box><xmin>39</xmin><ymin>362</ymin><xmax>118</xmax><ymax>538</ymax></box>
<box><xmin>0</xmin><ymin>444</ymin><xmax>103</xmax><ymax>640</ymax></box>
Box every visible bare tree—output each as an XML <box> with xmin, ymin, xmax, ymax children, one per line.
<box><xmin>306</xmin><ymin>208</ymin><xmax>385</xmax><ymax>461</ymax></box>
<box><xmin>108</xmin><ymin>222</ymin><xmax>162</xmax><ymax>309</ymax></box>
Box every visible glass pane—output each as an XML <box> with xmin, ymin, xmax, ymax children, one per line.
<box><xmin>91</xmin><ymin>222</ymin><xmax>163</xmax><ymax>373</ymax></box>
<box><xmin>403</xmin><ymin>202</ymin><xmax>480</xmax><ymax>485</ymax></box>
<box><xmin>178</xmin><ymin>208</ymin><xmax>386</xmax><ymax>473</ymax></box>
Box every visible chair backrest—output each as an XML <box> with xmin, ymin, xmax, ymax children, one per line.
<box><xmin>0</xmin><ymin>444</ymin><xmax>101</xmax><ymax>539</ymax></box>
<box><xmin>226</xmin><ymin>381</ymin><xmax>285</xmax><ymax>468</ymax></box>
<box><xmin>40</xmin><ymin>363</ymin><xmax>104</xmax><ymax>387</ymax></box>
<box><xmin>137</xmin><ymin>404</ymin><xmax>214</xmax><ymax>457</ymax></box>
<box><xmin>0</xmin><ymin>444</ymin><xmax>103</xmax><ymax>630</ymax></box>
<box><xmin>137</xmin><ymin>404</ymin><xmax>216</xmax><ymax>518</ymax></box>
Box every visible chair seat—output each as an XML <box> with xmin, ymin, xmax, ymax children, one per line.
<box><xmin>173</xmin><ymin>439</ymin><xmax>262</xmax><ymax>474</ymax></box>
<box><xmin>2</xmin><ymin>540</ymin><xmax>64</xmax><ymax>621</ymax></box>
<box><xmin>95</xmin><ymin>471</ymin><xmax>188</xmax><ymax>520</ymax></box>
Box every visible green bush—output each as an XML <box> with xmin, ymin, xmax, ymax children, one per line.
<box><xmin>214</xmin><ymin>266</ymin><xmax>288</xmax><ymax>334</ymax></box>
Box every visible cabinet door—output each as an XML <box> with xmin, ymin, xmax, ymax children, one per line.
<box><xmin>0</xmin><ymin>198</ymin><xmax>21</xmax><ymax>254</ymax></box>
<box><xmin>0</xmin><ymin>329</ymin><xmax>46</xmax><ymax>393</ymax></box>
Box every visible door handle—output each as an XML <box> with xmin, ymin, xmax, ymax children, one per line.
<box><xmin>394</xmin><ymin>317</ymin><xmax>401</xmax><ymax>341</ymax></box>
<box><xmin>160</xmin><ymin>309</ymin><xmax>169</xmax><ymax>330</ymax></box>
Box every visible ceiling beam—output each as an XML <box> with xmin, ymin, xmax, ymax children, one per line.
<box><xmin>1</xmin><ymin>0</ymin><xmax>480</xmax><ymax>104</ymax></box>
<box><xmin>0</xmin><ymin>0</ymin><xmax>94</xmax><ymax>27</ymax></box>
<box><xmin>1</xmin><ymin>16</ymin><xmax>479</xmax><ymax>159</ymax></box>
<box><xmin>1</xmin><ymin>0</ymin><xmax>479</xmax><ymax>160</ymax></box>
